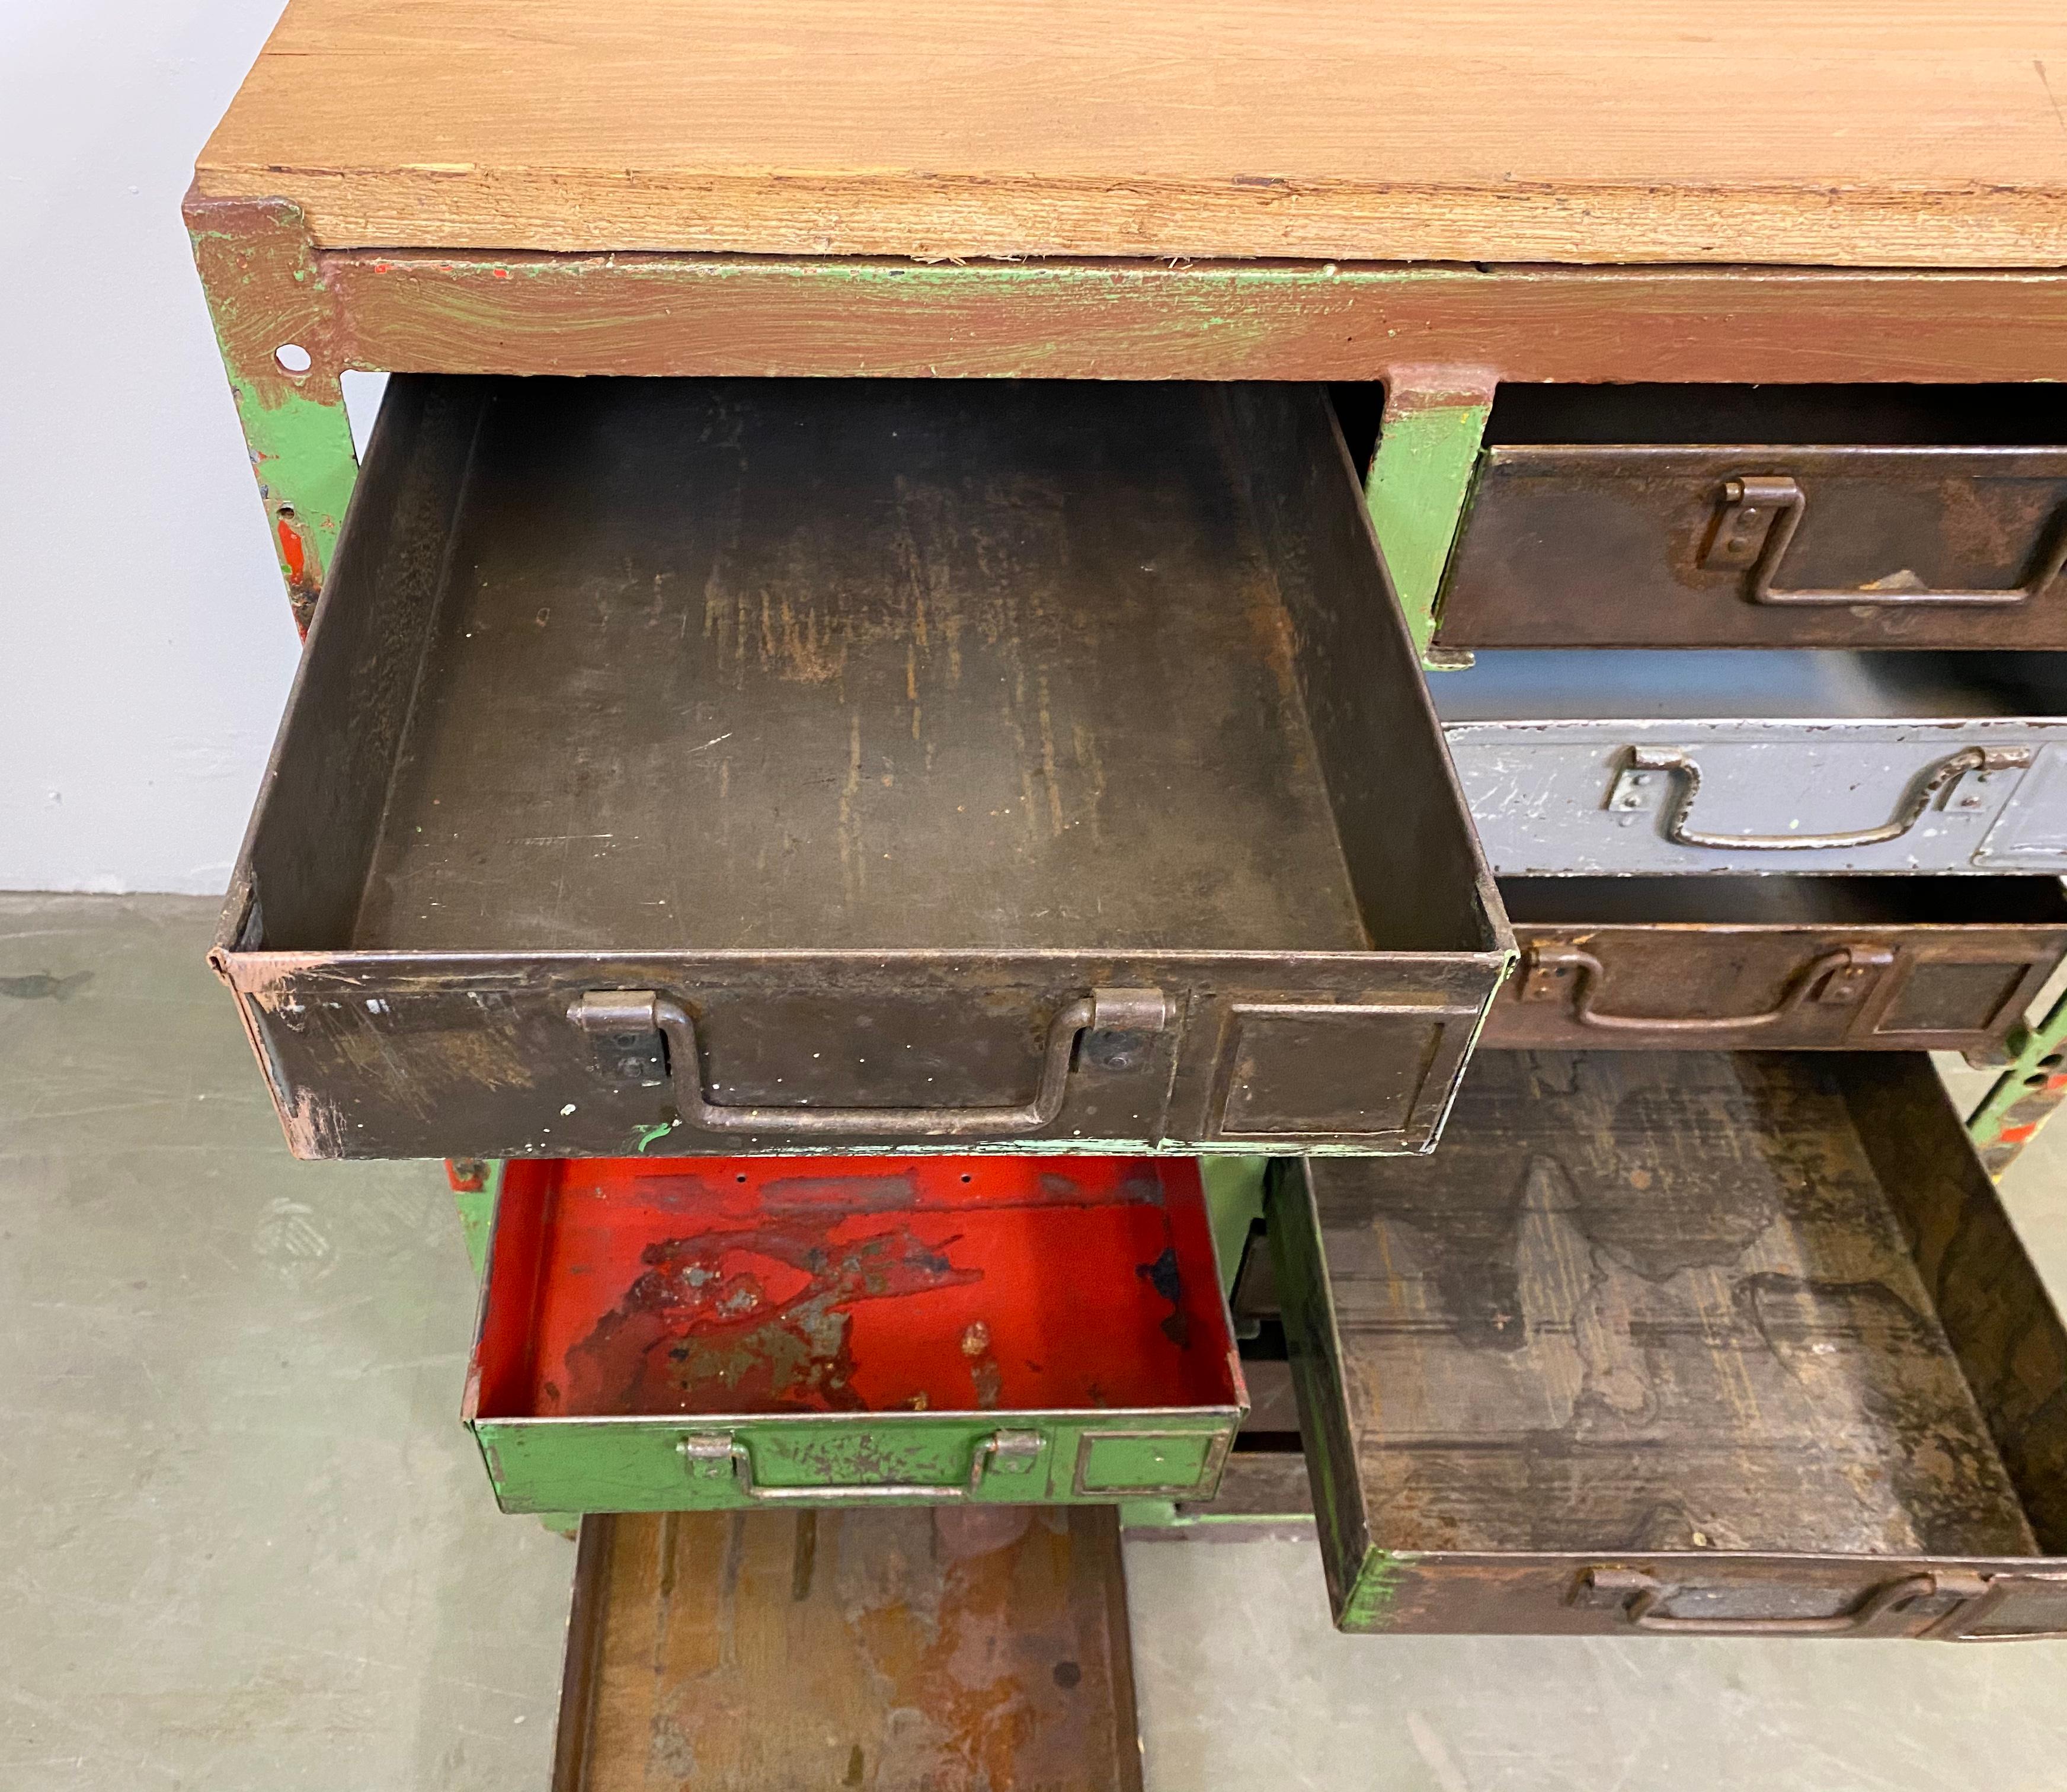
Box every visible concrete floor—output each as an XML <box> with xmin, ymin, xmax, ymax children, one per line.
<box><xmin>5</xmin><ymin>894</ymin><xmax>2066</xmax><ymax>1790</ymax></box>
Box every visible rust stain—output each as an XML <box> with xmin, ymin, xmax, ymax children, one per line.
<box><xmin>562</xmin><ymin>1221</ymin><xmax>981</xmax><ymax>1416</ymax></box>
<box><xmin>1134</xmin><ymin>1245</ymin><xmax>1191</xmax><ymax>1349</ymax></box>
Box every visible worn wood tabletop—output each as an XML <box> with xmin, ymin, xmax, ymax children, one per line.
<box><xmin>195</xmin><ymin>0</ymin><xmax>2067</xmax><ymax>266</ymax></box>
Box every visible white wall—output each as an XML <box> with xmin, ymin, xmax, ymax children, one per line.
<box><xmin>0</xmin><ymin>1</ymin><xmax>341</xmax><ymax>893</ymax></box>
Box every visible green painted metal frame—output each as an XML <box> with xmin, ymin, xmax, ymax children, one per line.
<box><xmin>1362</xmin><ymin>376</ymin><xmax>1495</xmax><ymax>670</ymax></box>
<box><xmin>1969</xmin><ymin>990</ymin><xmax>2067</xmax><ymax>1178</ymax></box>
<box><xmin>190</xmin><ymin>190</ymin><xmax>2067</xmax><ymax>1167</ymax></box>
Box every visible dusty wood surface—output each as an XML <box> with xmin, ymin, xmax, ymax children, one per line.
<box><xmin>196</xmin><ymin>1</ymin><xmax>2067</xmax><ymax>267</ymax></box>
<box><xmin>553</xmin><ymin>1508</ymin><xmax>1141</xmax><ymax>1792</ymax></box>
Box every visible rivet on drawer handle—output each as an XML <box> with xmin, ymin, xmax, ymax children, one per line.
<box><xmin>1576</xmin><ymin>1566</ymin><xmax>1978</xmax><ymax>1636</ymax></box>
<box><xmin>679</xmin><ymin>1429</ymin><xmax>1044</xmax><ymax>1502</ymax></box>
<box><xmin>1607</xmin><ymin>744</ymin><xmax>2034</xmax><ymax>852</ymax></box>
<box><xmin>1519</xmin><ymin>942</ymin><xmax>1892</xmax><ymax>1032</ymax></box>
<box><xmin>568</xmin><ymin>988</ymin><xmax>1166</xmax><ymax>1137</ymax></box>
<box><xmin>1705</xmin><ymin>475</ymin><xmax>2067</xmax><ymax>608</ymax></box>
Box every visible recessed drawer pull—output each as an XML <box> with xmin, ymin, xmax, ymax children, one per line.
<box><xmin>1708</xmin><ymin>475</ymin><xmax>2067</xmax><ymax>608</ymax></box>
<box><xmin>679</xmin><ymin>1429</ymin><xmax>1045</xmax><ymax>1502</ymax></box>
<box><xmin>569</xmin><ymin>987</ymin><xmax>1166</xmax><ymax>1137</ymax></box>
<box><xmin>1614</xmin><ymin>744</ymin><xmax>2034</xmax><ymax>852</ymax></box>
<box><xmin>1580</xmin><ymin>1567</ymin><xmax>1965</xmax><ymax>1636</ymax></box>
<box><xmin>1520</xmin><ymin>943</ymin><xmax>1890</xmax><ymax>1032</ymax></box>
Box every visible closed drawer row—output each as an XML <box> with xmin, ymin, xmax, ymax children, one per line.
<box><xmin>215</xmin><ymin>375</ymin><xmax>2067</xmax><ymax>1159</ymax></box>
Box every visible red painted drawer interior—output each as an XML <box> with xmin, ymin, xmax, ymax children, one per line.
<box><xmin>471</xmin><ymin>1156</ymin><xmax>1241</xmax><ymax>1423</ymax></box>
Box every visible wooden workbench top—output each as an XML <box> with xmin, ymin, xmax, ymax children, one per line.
<box><xmin>197</xmin><ymin>1</ymin><xmax>2067</xmax><ymax>267</ymax></box>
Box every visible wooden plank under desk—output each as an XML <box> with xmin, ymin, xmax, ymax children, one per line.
<box><xmin>195</xmin><ymin>0</ymin><xmax>2067</xmax><ymax>267</ymax></box>
<box><xmin>555</xmin><ymin>1508</ymin><xmax>1141</xmax><ymax>1792</ymax></box>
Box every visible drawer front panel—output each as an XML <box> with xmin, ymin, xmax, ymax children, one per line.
<box><xmin>221</xmin><ymin>956</ymin><xmax>1501</xmax><ymax>1157</ymax></box>
<box><xmin>465</xmin><ymin>1155</ymin><xmax>1245</xmax><ymax>1513</ymax></box>
<box><xmin>1447</xmin><ymin>731</ymin><xmax>2063</xmax><ymax>874</ymax></box>
<box><xmin>1437</xmin><ymin>446</ymin><xmax>2067</xmax><ymax>651</ymax></box>
<box><xmin>475</xmin><ymin>1415</ymin><xmax>1236</xmax><ymax>1513</ymax></box>
<box><xmin>1482</xmin><ymin>924</ymin><xmax>2064</xmax><ymax>1053</ymax></box>
<box><xmin>1271</xmin><ymin>1052</ymin><xmax>2067</xmax><ymax>1637</ymax></box>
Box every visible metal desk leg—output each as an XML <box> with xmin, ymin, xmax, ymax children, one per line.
<box><xmin>1363</xmin><ymin>372</ymin><xmax>1493</xmax><ymax>671</ymax></box>
<box><xmin>1969</xmin><ymin>987</ymin><xmax>2067</xmax><ymax>1177</ymax></box>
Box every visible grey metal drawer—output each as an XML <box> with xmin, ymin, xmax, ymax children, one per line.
<box><xmin>213</xmin><ymin>376</ymin><xmax>1506</xmax><ymax>1159</ymax></box>
<box><xmin>1432</xmin><ymin>385</ymin><xmax>2067</xmax><ymax>652</ymax></box>
<box><xmin>1273</xmin><ymin>1051</ymin><xmax>2067</xmax><ymax>1639</ymax></box>
<box><xmin>1438</xmin><ymin>649</ymin><xmax>2067</xmax><ymax>873</ymax></box>
<box><xmin>1483</xmin><ymin>875</ymin><xmax>2067</xmax><ymax>1057</ymax></box>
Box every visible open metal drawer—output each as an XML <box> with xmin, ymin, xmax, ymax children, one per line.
<box><xmin>1482</xmin><ymin>875</ymin><xmax>2067</xmax><ymax>1055</ymax></box>
<box><xmin>1273</xmin><ymin>1051</ymin><xmax>2067</xmax><ymax>1639</ymax></box>
<box><xmin>214</xmin><ymin>376</ymin><xmax>1505</xmax><ymax>1158</ymax></box>
<box><xmin>466</xmin><ymin>1154</ymin><xmax>1244</xmax><ymax>1513</ymax></box>
<box><xmin>1432</xmin><ymin>385</ymin><xmax>2067</xmax><ymax>651</ymax></box>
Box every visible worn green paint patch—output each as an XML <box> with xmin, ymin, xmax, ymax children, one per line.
<box><xmin>1115</xmin><ymin>1498</ymin><xmax>1182</xmax><ymax>1528</ymax></box>
<box><xmin>187</xmin><ymin>201</ymin><xmax>359</xmax><ymax>629</ymax></box>
<box><xmin>1199</xmin><ymin>1156</ymin><xmax>1270</xmax><ymax>1297</ymax></box>
<box><xmin>1364</xmin><ymin>396</ymin><xmax>1491</xmax><ymax>665</ymax></box>
<box><xmin>1969</xmin><ymin>984</ymin><xmax>2067</xmax><ymax>1153</ymax></box>
<box><xmin>452</xmin><ymin>1167</ymin><xmax>501</xmax><ymax>1284</ymax></box>
<box><xmin>1340</xmin><ymin>1545</ymin><xmax>1420</xmax><ymax>1631</ymax></box>
<box><xmin>233</xmin><ymin>383</ymin><xmax>359</xmax><ymax>614</ymax></box>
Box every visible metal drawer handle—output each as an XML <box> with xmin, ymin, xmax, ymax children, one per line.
<box><xmin>1614</xmin><ymin>744</ymin><xmax>2033</xmax><ymax>852</ymax></box>
<box><xmin>1520</xmin><ymin>943</ymin><xmax>1890</xmax><ymax>1032</ymax></box>
<box><xmin>1708</xmin><ymin>475</ymin><xmax>2067</xmax><ymax>607</ymax></box>
<box><xmin>570</xmin><ymin>986</ymin><xmax>1165</xmax><ymax>1137</ymax></box>
<box><xmin>679</xmin><ymin>1429</ymin><xmax>1044</xmax><ymax>1502</ymax></box>
<box><xmin>1583</xmin><ymin>1568</ymin><xmax>1955</xmax><ymax>1636</ymax></box>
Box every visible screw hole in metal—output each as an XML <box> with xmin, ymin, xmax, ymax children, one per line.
<box><xmin>274</xmin><ymin>343</ymin><xmax>313</xmax><ymax>376</ymax></box>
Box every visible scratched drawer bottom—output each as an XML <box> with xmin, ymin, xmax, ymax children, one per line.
<box><xmin>466</xmin><ymin>1155</ymin><xmax>1244</xmax><ymax>1513</ymax></box>
<box><xmin>1272</xmin><ymin>1051</ymin><xmax>2067</xmax><ymax>1639</ymax></box>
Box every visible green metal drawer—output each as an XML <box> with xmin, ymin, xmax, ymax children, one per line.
<box><xmin>466</xmin><ymin>1155</ymin><xmax>1244</xmax><ymax>1513</ymax></box>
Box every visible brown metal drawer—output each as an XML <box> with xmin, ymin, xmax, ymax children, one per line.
<box><xmin>1482</xmin><ymin>875</ymin><xmax>2067</xmax><ymax>1056</ymax></box>
<box><xmin>214</xmin><ymin>375</ymin><xmax>1505</xmax><ymax>1159</ymax></box>
<box><xmin>1434</xmin><ymin>385</ymin><xmax>2067</xmax><ymax>651</ymax></box>
<box><xmin>1273</xmin><ymin>1051</ymin><xmax>2067</xmax><ymax>1639</ymax></box>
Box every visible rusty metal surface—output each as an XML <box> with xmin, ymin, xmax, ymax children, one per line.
<box><xmin>1436</xmin><ymin>385</ymin><xmax>2067</xmax><ymax>650</ymax></box>
<box><xmin>553</xmin><ymin>1506</ymin><xmax>1141</xmax><ymax>1792</ymax></box>
<box><xmin>1271</xmin><ymin>1051</ymin><xmax>2067</xmax><ymax>1637</ymax></box>
<box><xmin>215</xmin><ymin>375</ymin><xmax>1504</xmax><ymax>1158</ymax></box>
<box><xmin>1482</xmin><ymin>875</ymin><xmax>2067</xmax><ymax>1054</ymax></box>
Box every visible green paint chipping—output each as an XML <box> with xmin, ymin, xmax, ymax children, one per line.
<box><xmin>635</xmin><ymin>1119</ymin><xmax>680</xmax><ymax>1153</ymax></box>
<box><xmin>1199</xmin><ymin>1156</ymin><xmax>1270</xmax><ymax>1298</ymax></box>
<box><xmin>236</xmin><ymin>384</ymin><xmax>359</xmax><ymax>591</ymax></box>
<box><xmin>1340</xmin><ymin>1545</ymin><xmax>1419</xmax><ymax>1631</ymax></box>
<box><xmin>1364</xmin><ymin>396</ymin><xmax>1491</xmax><ymax>667</ymax></box>
<box><xmin>451</xmin><ymin>1161</ymin><xmax>503</xmax><ymax>1282</ymax></box>
<box><xmin>1969</xmin><ymin>984</ymin><xmax>2067</xmax><ymax>1153</ymax></box>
